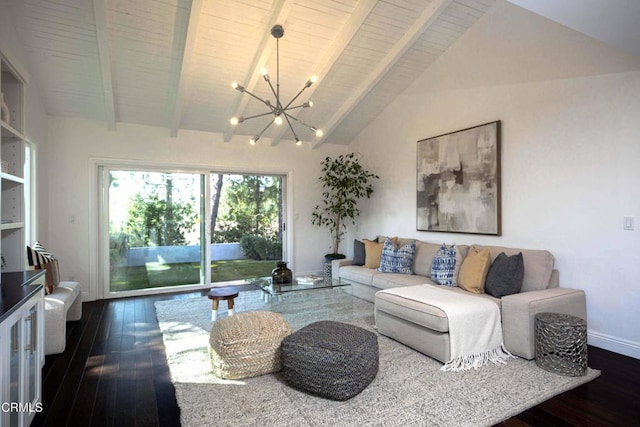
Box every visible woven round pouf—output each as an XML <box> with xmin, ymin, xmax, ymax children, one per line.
<box><xmin>535</xmin><ymin>312</ymin><xmax>587</xmax><ymax>376</ymax></box>
<box><xmin>209</xmin><ymin>311</ymin><xmax>292</xmax><ymax>380</ymax></box>
<box><xmin>281</xmin><ymin>320</ymin><xmax>378</xmax><ymax>401</ymax></box>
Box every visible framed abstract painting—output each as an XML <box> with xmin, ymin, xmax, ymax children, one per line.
<box><xmin>416</xmin><ymin>121</ymin><xmax>501</xmax><ymax>235</ymax></box>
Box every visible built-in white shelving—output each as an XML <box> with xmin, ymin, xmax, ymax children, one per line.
<box><xmin>1</xmin><ymin>53</ymin><xmax>27</xmax><ymax>271</ymax></box>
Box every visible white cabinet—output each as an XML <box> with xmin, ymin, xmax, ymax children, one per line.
<box><xmin>0</xmin><ymin>53</ymin><xmax>26</xmax><ymax>272</ymax></box>
<box><xmin>0</xmin><ymin>271</ymin><xmax>45</xmax><ymax>427</ymax></box>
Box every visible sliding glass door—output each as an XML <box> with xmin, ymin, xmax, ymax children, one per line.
<box><xmin>108</xmin><ymin>170</ymin><xmax>203</xmax><ymax>293</ymax></box>
<box><xmin>102</xmin><ymin>166</ymin><xmax>287</xmax><ymax>297</ymax></box>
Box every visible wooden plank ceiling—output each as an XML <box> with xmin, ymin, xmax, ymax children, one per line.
<box><xmin>6</xmin><ymin>0</ymin><xmax>495</xmax><ymax>147</ymax></box>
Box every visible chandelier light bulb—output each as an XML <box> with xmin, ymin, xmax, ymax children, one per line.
<box><xmin>261</xmin><ymin>68</ymin><xmax>268</xmax><ymax>76</ymax></box>
<box><xmin>315</xmin><ymin>129</ymin><xmax>324</xmax><ymax>137</ymax></box>
<box><xmin>295</xmin><ymin>138</ymin><xmax>302</xmax><ymax>146</ymax></box>
<box><xmin>310</xmin><ymin>75</ymin><xmax>318</xmax><ymax>83</ymax></box>
<box><xmin>274</xmin><ymin>115</ymin><xmax>283</xmax><ymax>125</ymax></box>
<box><xmin>308</xmin><ymin>100</ymin><xmax>314</xmax><ymax>108</ymax></box>
<box><xmin>230</xmin><ymin>117</ymin><xmax>239</xmax><ymax>126</ymax></box>
<box><xmin>249</xmin><ymin>137</ymin><xmax>257</xmax><ymax>145</ymax></box>
<box><xmin>231</xmin><ymin>82</ymin><xmax>238</xmax><ymax>89</ymax></box>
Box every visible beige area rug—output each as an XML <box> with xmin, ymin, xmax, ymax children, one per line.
<box><xmin>155</xmin><ymin>288</ymin><xmax>600</xmax><ymax>427</ymax></box>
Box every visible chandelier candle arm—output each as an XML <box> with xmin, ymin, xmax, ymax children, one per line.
<box><xmin>229</xmin><ymin>24</ymin><xmax>322</xmax><ymax>145</ymax></box>
<box><xmin>284</xmin><ymin>113</ymin><xmax>324</xmax><ymax>136</ymax></box>
<box><xmin>281</xmin><ymin>78</ymin><xmax>315</xmax><ymax>111</ymax></box>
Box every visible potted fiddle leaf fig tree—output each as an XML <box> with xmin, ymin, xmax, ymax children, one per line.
<box><xmin>312</xmin><ymin>152</ymin><xmax>378</xmax><ymax>267</ymax></box>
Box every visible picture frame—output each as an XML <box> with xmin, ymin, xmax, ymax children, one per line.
<box><xmin>416</xmin><ymin>121</ymin><xmax>501</xmax><ymax>235</ymax></box>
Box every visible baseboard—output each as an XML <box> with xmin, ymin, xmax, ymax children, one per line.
<box><xmin>588</xmin><ymin>330</ymin><xmax>640</xmax><ymax>359</ymax></box>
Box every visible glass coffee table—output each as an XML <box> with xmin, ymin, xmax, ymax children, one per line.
<box><xmin>248</xmin><ymin>275</ymin><xmax>346</xmax><ymax>296</ymax></box>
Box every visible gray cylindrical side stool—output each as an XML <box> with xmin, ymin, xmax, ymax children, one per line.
<box><xmin>535</xmin><ymin>312</ymin><xmax>587</xmax><ymax>376</ymax></box>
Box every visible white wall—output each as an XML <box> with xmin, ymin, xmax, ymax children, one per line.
<box><xmin>45</xmin><ymin>117</ymin><xmax>348</xmax><ymax>300</ymax></box>
<box><xmin>349</xmin><ymin>1</ymin><xmax>640</xmax><ymax>358</ymax></box>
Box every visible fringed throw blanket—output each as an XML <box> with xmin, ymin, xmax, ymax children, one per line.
<box><xmin>387</xmin><ymin>285</ymin><xmax>512</xmax><ymax>372</ymax></box>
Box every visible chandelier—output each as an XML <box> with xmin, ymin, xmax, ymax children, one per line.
<box><xmin>230</xmin><ymin>25</ymin><xmax>323</xmax><ymax>146</ymax></box>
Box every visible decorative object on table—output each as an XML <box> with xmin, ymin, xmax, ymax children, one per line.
<box><xmin>0</xmin><ymin>92</ymin><xmax>10</xmax><ymax>124</ymax></box>
<box><xmin>1</xmin><ymin>160</ymin><xmax>9</xmax><ymax>173</ymax></box>
<box><xmin>209</xmin><ymin>311</ymin><xmax>292</xmax><ymax>380</ymax></box>
<box><xmin>229</xmin><ymin>25</ymin><xmax>322</xmax><ymax>146</ymax></box>
<box><xmin>296</xmin><ymin>274</ymin><xmax>323</xmax><ymax>285</ymax></box>
<box><xmin>417</xmin><ymin>121</ymin><xmax>501</xmax><ymax>235</ymax></box>
<box><xmin>312</xmin><ymin>152</ymin><xmax>378</xmax><ymax>274</ymax></box>
<box><xmin>281</xmin><ymin>320</ymin><xmax>379</xmax><ymax>401</ymax></box>
<box><xmin>535</xmin><ymin>312</ymin><xmax>588</xmax><ymax>377</ymax></box>
<box><xmin>271</xmin><ymin>260</ymin><xmax>292</xmax><ymax>286</ymax></box>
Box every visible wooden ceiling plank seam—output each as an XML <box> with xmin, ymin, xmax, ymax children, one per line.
<box><xmin>169</xmin><ymin>0</ymin><xmax>203</xmax><ymax>137</ymax></box>
<box><xmin>269</xmin><ymin>0</ymin><xmax>378</xmax><ymax>146</ymax></box>
<box><xmin>223</xmin><ymin>0</ymin><xmax>296</xmax><ymax>142</ymax></box>
<box><xmin>91</xmin><ymin>0</ymin><xmax>116</xmax><ymax>130</ymax></box>
<box><xmin>313</xmin><ymin>0</ymin><xmax>455</xmax><ymax>149</ymax></box>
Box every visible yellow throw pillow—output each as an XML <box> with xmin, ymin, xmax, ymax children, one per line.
<box><xmin>458</xmin><ymin>246</ymin><xmax>492</xmax><ymax>294</ymax></box>
<box><xmin>363</xmin><ymin>239</ymin><xmax>384</xmax><ymax>269</ymax></box>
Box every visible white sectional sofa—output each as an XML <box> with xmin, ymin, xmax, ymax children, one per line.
<box><xmin>334</xmin><ymin>238</ymin><xmax>586</xmax><ymax>362</ymax></box>
<box><xmin>44</xmin><ymin>281</ymin><xmax>82</xmax><ymax>355</ymax></box>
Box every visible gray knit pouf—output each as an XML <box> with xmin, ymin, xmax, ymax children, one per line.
<box><xmin>281</xmin><ymin>320</ymin><xmax>378</xmax><ymax>401</ymax></box>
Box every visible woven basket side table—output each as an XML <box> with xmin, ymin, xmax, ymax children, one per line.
<box><xmin>535</xmin><ymin>312</ymin><xmax>587</xmax><ymax>377</ymax></box>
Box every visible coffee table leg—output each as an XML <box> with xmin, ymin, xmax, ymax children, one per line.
<box><xmin>212</xmin><ymin>299</ymin><xmax>219</xmax><ymax>321</ymax></box>
<box><xmin>228</xmin><ymin>298</ymin><xmax>235</xmax><ymax>316</ymax></box>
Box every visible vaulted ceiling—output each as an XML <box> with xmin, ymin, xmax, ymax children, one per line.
<box><xmin>5</xmin><ymin>0</ymin><xmax>639</xmax><ymax>148</ymax></box>
<box><xmin>5</xmin><ymin>0</ymin><xmax>496</xmax><ymax>147</ymax></box>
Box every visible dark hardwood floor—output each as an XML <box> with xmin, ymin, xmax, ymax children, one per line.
<box><xmin>33</xmin><ymin>290</ymin><xmax>640</xmax><ymax>427</ymax></box>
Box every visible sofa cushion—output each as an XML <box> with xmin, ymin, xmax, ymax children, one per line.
<box><xmin>413</xmin><ymin>242</ymin><xmax>469</xmax><ymax>280</ymax></box>
<box><xmin>458</xmin><ymin>246</ymin><xmax>491</xmax><ymax>294</ymax></box>
<box><xmin>378</xmin><ymin>239</ymin><xmax>416</xmax><ymax>274</ymax></box>
<box><xmin>371</xmin><ymin>272</ymin><xmax>434</xmax><ymax>290</ymax></box>
<box><xmin>339</xmin><ymin>265</ymin><xmax>378</xmax><ymax>286</ymax></box>
<box><xmin>375</xmin><ymin>284</ymin><xmax>501</xmax><ymax>333</ymax></box>
<box><xmin>353</xmin><ymin>239</ymin><xmax>366</xmax><ymax>266</ymax></box>
<box><xmin>485</xmin><ymin>252</ymin><xmax>525</xmax><ymax>297</ymax></box>
<box><xmin>481</xmin><ymin>246</ymin><xmax>554</xmax><ymax>292</ymax></box>
<box><xmin>413</xmin><ymin>241</ymin><xmax>440</xmax><ymax>277</ymax></box>
<box><xmin>363</xmin><ymin>239</ymin><xmax>384</xmax><ymax>269</ymax></box>
<box><xmin>431</xmin><ymin>244</ymin><xmax>457</xmax><ymax>286</ymax></box>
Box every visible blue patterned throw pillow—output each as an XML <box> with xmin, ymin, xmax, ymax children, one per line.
<box><xmin>431</xmin><ymin>244</ymin><xmax>457</xmax><ymax>286</ymax></box>
<box><xmin>378</xmin><ymin>239</ymin><xmax>416</xmax><ymax>274</ymax></box>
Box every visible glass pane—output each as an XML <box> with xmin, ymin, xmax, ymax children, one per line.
<box><xmin>209</xmin><ymin>173</ymin><xmax>285</xmax><ymax>282</ymax></box>
<box><xmin>109</xmin><ymin>171</ymin><xmax>202</xmax><ymax>292</ymax></box>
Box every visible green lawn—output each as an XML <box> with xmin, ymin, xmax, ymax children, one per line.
<box><xmin>110</xmin><ymin>259</ymin><xmax>276</xmax><ymax>292</ymax></box>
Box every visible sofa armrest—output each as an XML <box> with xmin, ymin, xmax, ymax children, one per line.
<box><xmin>501</xmin><ymin>288</ymin><xmax>586</xmax><ymax>359</ymax></box>
<box><xmin>332</xmin><ymin>258</ymin><xmax>353</xmax><ymax>279</ymax></box>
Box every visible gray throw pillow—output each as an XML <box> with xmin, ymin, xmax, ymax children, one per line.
<box><xmin>353</xmin><ymin>239</ymin><xmax>365</xmax><ymax>266</ymax></box>
<box><xmin>485</xmin><ymin>252</ymin><xmax>525</xmax><ymax>297</ymax></box>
